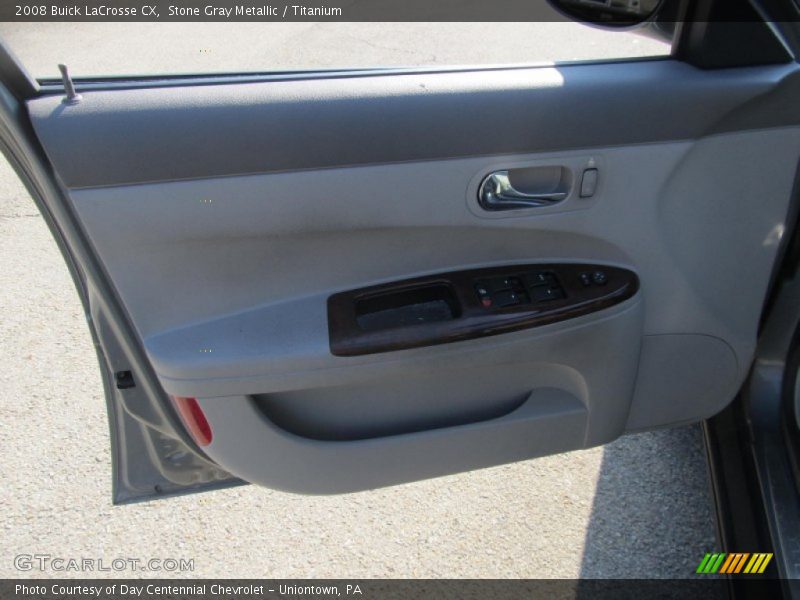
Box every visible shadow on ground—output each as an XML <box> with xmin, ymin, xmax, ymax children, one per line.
<box><xmin>579</xmin><ymin>425</ymin><xmax>718</xmax><ymax>578</ymax></box>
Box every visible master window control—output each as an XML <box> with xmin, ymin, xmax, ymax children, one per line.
<box><xmin>330</xmin><ymin>263</ymin><xmax>638</xmax><ymax>356</ymax></box>
<box><xmin>476</xmin><ymin>270</ymin><xmax>568</xmax><ymax>308</ymax></box>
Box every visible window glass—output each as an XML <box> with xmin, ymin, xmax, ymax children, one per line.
<box><xmin>0</xmin><ymin>22</ymin><xmax>671</xmax><ymax>80</ymax></box>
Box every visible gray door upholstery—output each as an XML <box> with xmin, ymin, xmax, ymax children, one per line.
<box><xmin>26</xmin><ymin>59</ymin><xmax>800</xmax><ymax>493</ymax></box>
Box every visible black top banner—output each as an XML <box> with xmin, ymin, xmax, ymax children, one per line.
<box><xmin>4</xmin><ymin>0</ymin><xmax>797</xmax><ymax>22</ymax></box>
<box><xmin>4</xmin><ymin>0</ymin><xmax>574</xmax><ymax>22</ymax></box>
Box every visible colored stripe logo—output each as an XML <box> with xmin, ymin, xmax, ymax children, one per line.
<box><xmin>696</xmin><ymin>553</ymin><xmax>773</xmax><ymax>574</ymax></box>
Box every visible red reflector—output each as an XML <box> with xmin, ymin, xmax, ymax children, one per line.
<box><xmin>171</xmin><ymin>396</ymin><xmax>212</xmax><ymax>446</ymax></box>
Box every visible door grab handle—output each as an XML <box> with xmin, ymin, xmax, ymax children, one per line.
<box><xmin>478</xmin><ymin>170</ymin><xmax>568</xmax><ymax>210</ymax></box>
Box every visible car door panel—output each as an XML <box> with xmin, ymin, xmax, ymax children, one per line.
<box><xmin>26</xmin><ymin>61</ymin><xmax>800</xmax><ymax>188</ymax></box>
<box><xmin>17</xmin><ymin>56</ymin><xmax>800</xmax><ymax>495</ymax></box>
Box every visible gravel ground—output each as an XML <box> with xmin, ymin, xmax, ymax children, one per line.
<box><xmin>0</xmin><ymin>24</ymin><xmax>715</xmax><ymax>579</ymax></box>
<box><xmin>0</xmin><ymin>22</ymin><xmax>669</xmax><ymax>79</ymax></box>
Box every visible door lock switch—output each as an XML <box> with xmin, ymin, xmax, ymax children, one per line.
<box><xmin>580</xmin><ymin>168</ymin><xmax>598</xmax><ymax>198</ymax></box>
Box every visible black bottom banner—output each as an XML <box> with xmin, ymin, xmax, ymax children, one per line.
<box><xmin>0</xmin><ymin>579</ymin><xmax>782</xmax><ymax>600</ymax></box>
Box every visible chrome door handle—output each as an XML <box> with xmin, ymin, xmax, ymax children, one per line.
<box><xmin>478</xmin><ymin>171</ymin><xmax>568</xmax><ymax>211</ymax></box>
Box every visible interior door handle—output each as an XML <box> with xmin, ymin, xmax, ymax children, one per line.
<box><xmin>478</xmin><ymin>170</ymin><xmax>568</xmax><ymax>210</ymax></box>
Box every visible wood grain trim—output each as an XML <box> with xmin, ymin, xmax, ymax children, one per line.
<box><xmin>328</xmin><ymin>264</ymin><xmax>639</xmax><ymax>357</ymax></box>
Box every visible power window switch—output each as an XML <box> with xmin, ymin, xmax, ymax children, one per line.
<box><xmin>531</xmin><ymin>285</ymin><xmax>565</xmax><ymax>302</ymax></box>
<box><xmin>489</xmin><ymin>276</ymin><xmax>523</xmax><ymax>292</ymax></box>
<box><xmin>507</xmin><ymin>276</ymin><xmax>526</xmax><ymax>292</ymax></box>
<box><xmin>494</xmin><ymin>290</ymin><xmax>523</xmax><ymax>307</ymax></box>
<box><xmin>526</xmin><ymin>271</ymin><xmax>556</xmax><ymax>287</ymax></box>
